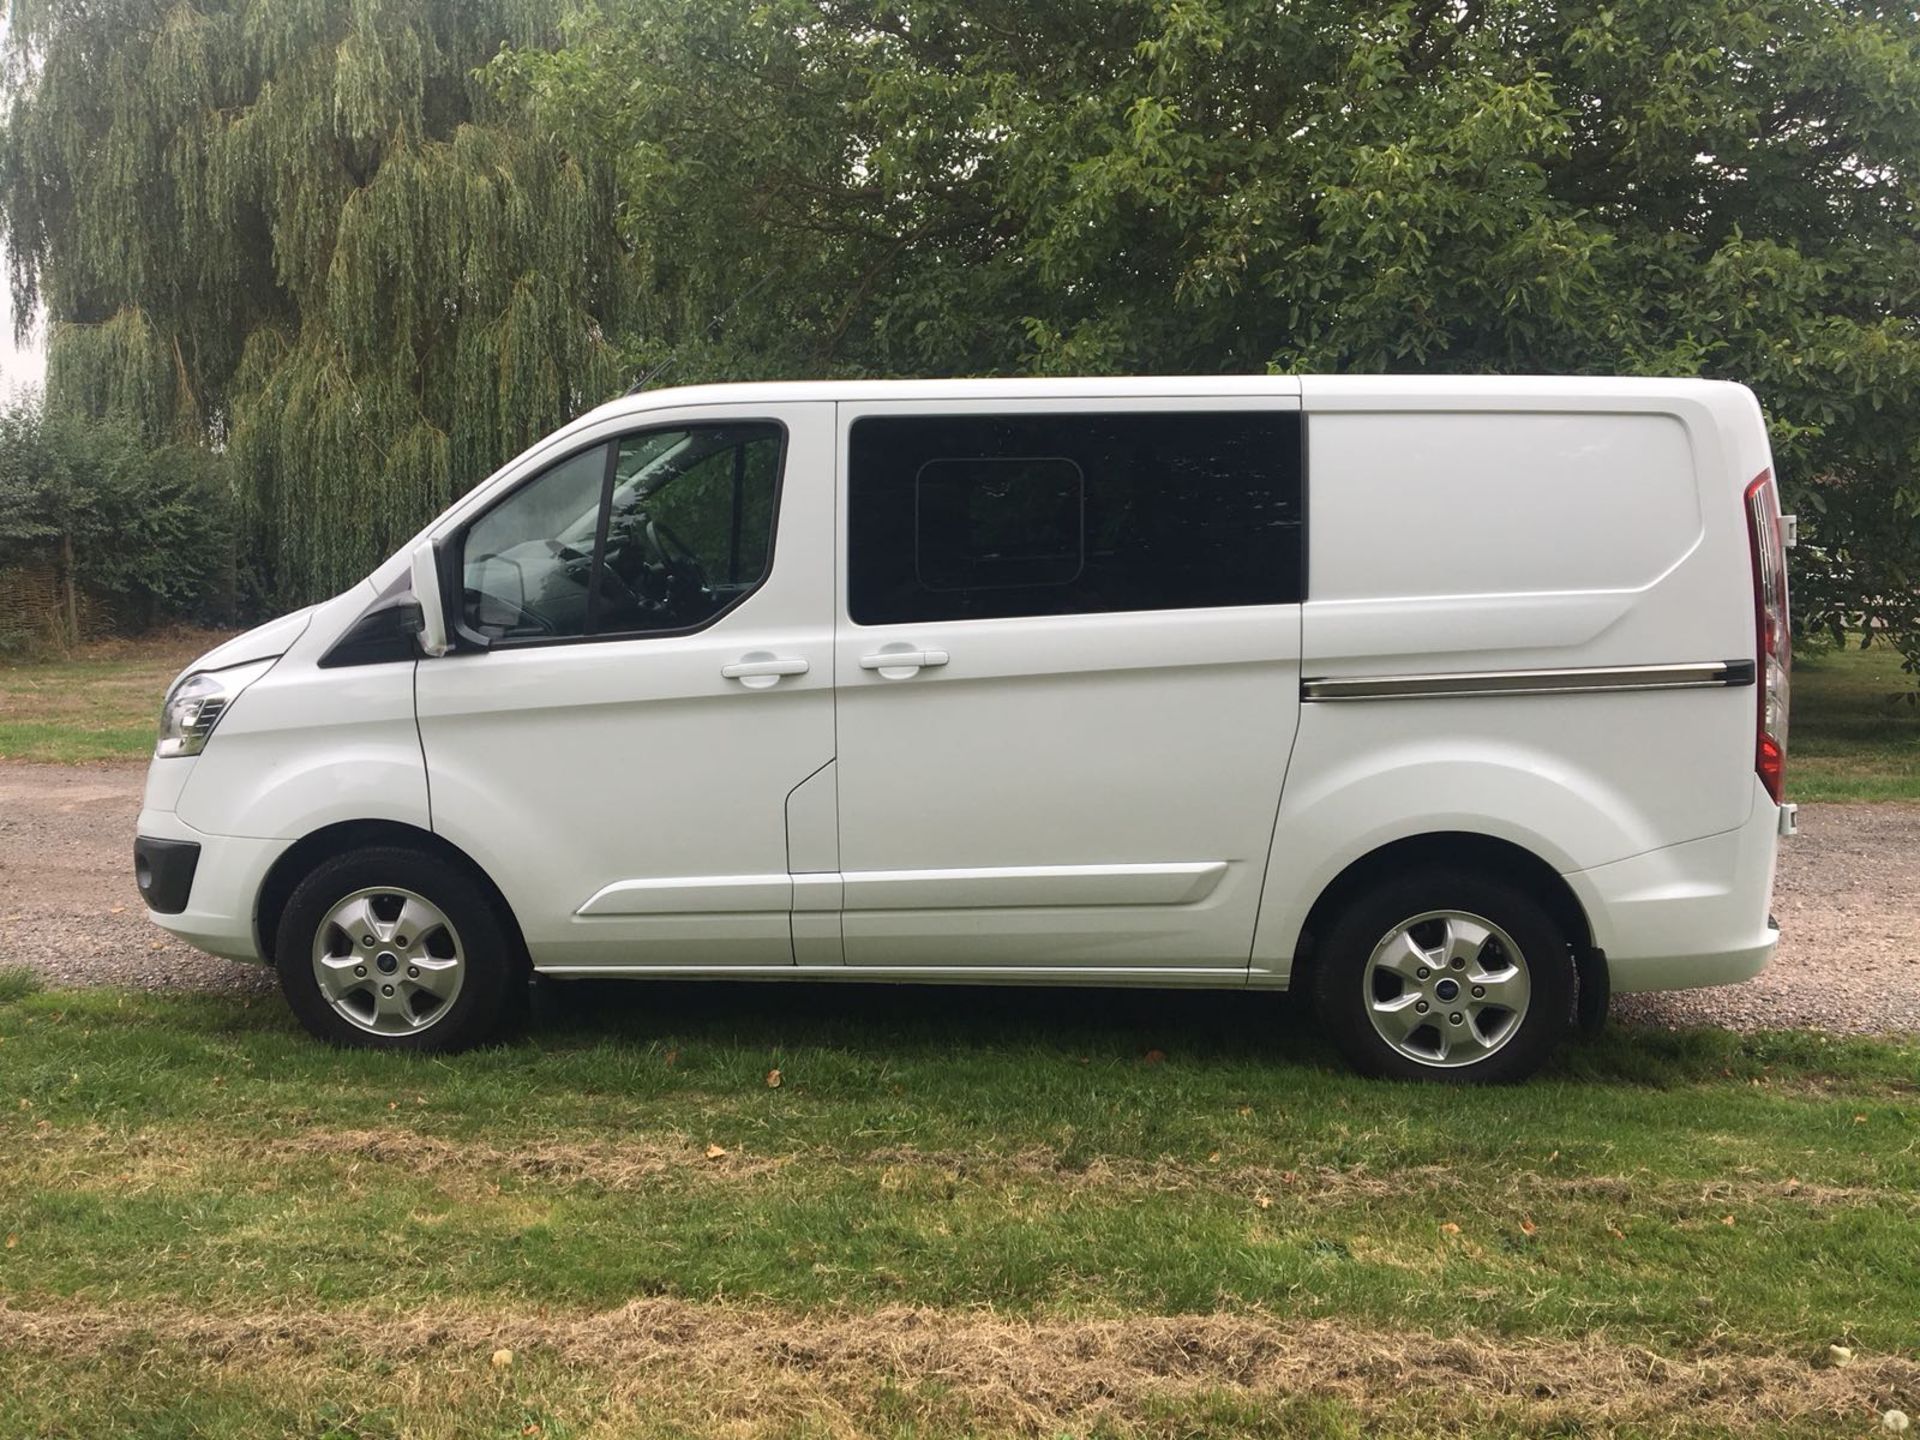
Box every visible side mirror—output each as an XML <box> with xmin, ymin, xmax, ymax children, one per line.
<box><xmin>408</xmin><ymin>538</ymin><xmax>451</xmax><ymax>657</ymax></box>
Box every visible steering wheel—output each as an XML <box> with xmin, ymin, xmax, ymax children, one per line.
<box><xmin>644</xmin><ymin>517</ymin><xmax>709</xmax><ymax>591</ymax></box>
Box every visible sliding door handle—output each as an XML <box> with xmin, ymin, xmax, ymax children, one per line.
<box><xmin>722</xmin><ymin>654</ymin><xmax>809</xmax><ymax>689</ymax></box>
<box><xmin>858</xmin><ymin>647</ymin><xmax>949</xmax><ymax>678</ymax></box>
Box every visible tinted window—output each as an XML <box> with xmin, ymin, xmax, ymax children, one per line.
<box><xmin>916</xmin><ymin>456</ymin><xmax>1084</xmax><ymax>592</ymax></box>
<box><xmin>849</xmin><ymin>411</ymin><xmax>1303</xmax><ymax>625</ymax></box>
<box><xmin>460</xmin><ymin>423</ymin><xmax>783</xmax><ymax>644</ymax></box>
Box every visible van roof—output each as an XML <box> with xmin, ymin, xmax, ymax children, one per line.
<box><xmin>586</xmin><ymin>373</ymin><xmax>1755</xmax><ymax>419</ymax></box>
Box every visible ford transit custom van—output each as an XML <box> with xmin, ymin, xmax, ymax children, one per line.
<box><xmin>134</xmin><ymin>376</ymin><xmax>1794</xmax><ymax>1081</ymax></box>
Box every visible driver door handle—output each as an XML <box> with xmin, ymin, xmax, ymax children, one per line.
<box><xmin>722</xmin><ymin>655</ymin><xmax>809</xmax><ymax>689</ymax></box>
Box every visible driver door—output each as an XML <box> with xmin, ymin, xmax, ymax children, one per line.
<box><xmin>415</xmin><ymin>401</ymin><xmax>836</xmax><ymax>972</ymax></box>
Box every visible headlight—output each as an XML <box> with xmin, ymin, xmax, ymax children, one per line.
<box><xmin>155</xmin><ymin>659</ymin><xmax>276</xmax><ymax>758</ymax></box>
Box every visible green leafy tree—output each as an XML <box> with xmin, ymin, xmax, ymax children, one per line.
<box><xmin>0</xmin><ymin>399</ymin><xmax>233</xmax><ymax>646</ymax></box>
<box><xmin>501</xmin><ymin>0</ymin><xmax>1920</xmax><ymax>677</ymax></box>
<box><xmin>10</xmin><ymin>0</ymin><xmax>1920</xmax><ymax>674</ymax></box>
<box><xmin>2</xmin><ymin>0</ymin><xmax>628</xmax><ymax>604</ymax></box>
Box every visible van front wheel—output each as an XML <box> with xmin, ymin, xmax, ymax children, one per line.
<box><xmin>1312</xmin><ymin>871</ymin><xmax>1574</xmax><ymax>1083</ymax></box>
<box><xmin>276</xmin><ymin>846</ymin><xmax>522</xmax><ymax>1052</ymax></box>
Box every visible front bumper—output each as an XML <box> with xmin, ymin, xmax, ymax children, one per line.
<box><xmin>132</xmin><ymin>836</ymin><xmax>200</xmax><ymax>914</ymax></box>
<box><xmin>134</xmin><ymin>808</ymin><xmax>282</xmax><ymax>964</ymax></box>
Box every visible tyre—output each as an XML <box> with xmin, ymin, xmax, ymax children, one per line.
<box><xmin>1311</xmin><ymin>868</ymin><xmax>1574</xmax><ymax>1083</ymax></box>
<box><xmin>276</xmin><ymin>845</ymin><xmax>525</xmax><ymax>1052</ymax></box>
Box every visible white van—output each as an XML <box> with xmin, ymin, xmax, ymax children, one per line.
<box><xmin>134</xmin><ymin>377</ymin><xmax>1794</xmax><ymax>1081</ymax></box>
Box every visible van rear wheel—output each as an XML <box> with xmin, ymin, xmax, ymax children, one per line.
<box><xmin>1312</xmin><ymin>870</ymin><xmax>1574</xmax><ymax>1083</ymax></box>
<box><xmin>276</xmin><ymin>846</ymin><xmax>523</xmax><ymax>1052</ymax></box>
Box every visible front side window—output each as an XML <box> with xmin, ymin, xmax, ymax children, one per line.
<box><xmin>848</xmin><ymin>411</ymin><xmax>1304</xmax><ymax>625</ymax></box>
<box><xmin>461</xmin><ymin>444</ymin><xmax>609</xmax><ymax>641</ymax></box>
<box><xmin>460</xmin><ymin>423</ymin><xmax>784</xmax><ymax>644</ymax></box>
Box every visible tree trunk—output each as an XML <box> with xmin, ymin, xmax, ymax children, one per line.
<box><xmin>60</xmin><ymin>532</ymin><xmax>79</xmax><ymax>650</ymax></box>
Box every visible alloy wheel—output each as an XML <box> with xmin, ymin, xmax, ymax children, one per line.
<box><xmin>1361</xmin><ymin>909</ymin><xmax>1532</xmax><ymax>1068</ymax></box>
<box><xmin>310</xmin><ymin>886</ymin><xmax>466</xmax><ymax>1036</ymax></box>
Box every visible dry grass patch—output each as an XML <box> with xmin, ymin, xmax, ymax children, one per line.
<box><xmin>10</xmin><ymin>1121</ymin><xmax>1901</xmax><ymax>1219</ymax></box>
<box><xmin>257</xmin><ymin>1130</ymin><xmax>1920</xmax><ymax>1214</ymax></box>
<box><xmin>2</xmin><ymin>1296</ymin><xmax>1914</xmax><ymax>1436</ymax></box>
<box><xmin>273</xmin><ymin>1125</ymin><xmax>797</xmax><ymax>1186</ymax></box>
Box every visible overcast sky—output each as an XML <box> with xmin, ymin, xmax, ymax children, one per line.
<box><xmin>0</xmin><ymin>241</ymin><xmax>46</xmax><ymax>402</ymax></box>
<box><xmin>0</xmin><ymin>14</ymin><xmax>48</xmax><ymax>401</ymax></box>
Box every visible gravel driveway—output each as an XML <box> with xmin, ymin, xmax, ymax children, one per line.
<box><xmin>2</xmin><ymin>762</ymin><xmax>1916</xmax><ymax>1034</ymax></box>
<box><xmin>0</xmin><ymin>764</ymin><xmax>273</xmax><ymax>995</ymax></box>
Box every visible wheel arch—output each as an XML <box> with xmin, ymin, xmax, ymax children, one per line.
<box><xmin>1286</xmin><ymin>831</ymin><xmax>1595</xmax><ymax>996</ymax></box>
<box><xmin>255</xmin><ymin>819</ymin><xmax>529</xmax><ymax>967</ymax></box>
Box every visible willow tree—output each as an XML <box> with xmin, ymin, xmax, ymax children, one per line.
<box><xmin>2</xmin><ymin>0</ymin><xmax>628</xmax><ymax>604</ymax></box>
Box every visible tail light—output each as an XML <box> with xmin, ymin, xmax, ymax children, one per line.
<box><xmin>1744</xmin><ymin>470</ymin><xmax>1791</xmax><ymax>803</ymax></box>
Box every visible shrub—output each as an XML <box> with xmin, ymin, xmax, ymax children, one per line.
<box><xmin>0</xmin><ymin>399</ymin><xmax>235</xmax><ymax>650</ymax></box>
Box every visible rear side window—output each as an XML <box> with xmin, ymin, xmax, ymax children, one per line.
<box><xmin>848</xmin><ymin>411</ymin><xmax>1303</xmax><ymax>625</ymax></box>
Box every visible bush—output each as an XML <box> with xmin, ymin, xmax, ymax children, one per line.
<box><xmin>0</xmin><ymin>400</ymin><xmax>236</xmax><ymax>650</ymax></box>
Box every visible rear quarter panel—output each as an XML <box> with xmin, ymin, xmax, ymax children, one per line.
<box><xmin>1252</xmin><ymin>379</ymin><xmax>1768</xmax><ymax>975</ymax></box>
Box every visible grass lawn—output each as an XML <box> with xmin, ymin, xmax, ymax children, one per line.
<box><xmin>0</xmin><ymin>629</ymin><xmax>235</xmax><ymax>763</ymax></box>
<box><xmin>3</xmin><ymin>628</ymin><xmax>1915</xmax><ymax>803</ymax></box>
<box><xmin>1790</xmin><ymin>642</ymin><xmax>1920</xmax><ymax>802</ymax></box>
<box><xmin>1</xmin><ymin>974</ymin><xmax>1917</xmax><ymax>1437</ymax></box>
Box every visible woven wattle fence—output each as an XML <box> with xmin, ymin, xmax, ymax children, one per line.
<box><xmin>0</xmin><ymin>562</ymin><xmax>89</xmax><ymax>651</ymax></box>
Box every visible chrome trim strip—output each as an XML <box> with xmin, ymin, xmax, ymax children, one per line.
<box><xmin>1302</xmin><ymin>661</ymin><xmax>1754</xmax><ymax>702</ymax></box>
<box><xmin>535</xmin><ymin>964</ymin><xmax>1258</xmax><ymax>985</ymax></box>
